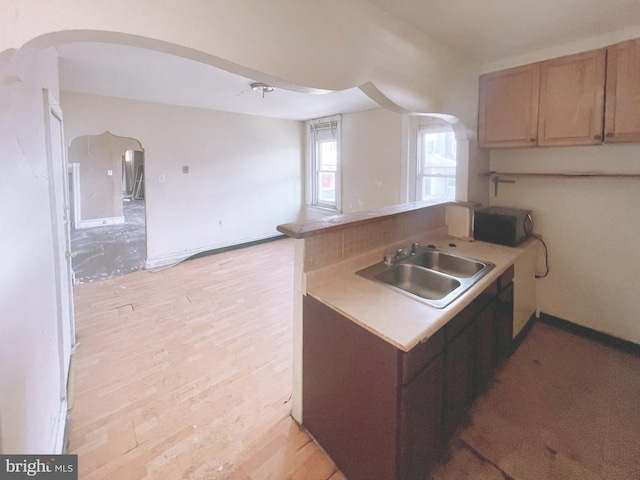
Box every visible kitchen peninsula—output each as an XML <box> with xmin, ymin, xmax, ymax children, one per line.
<box><xmin>277</xmin><ymin>201</ymin><xmax>538</xmax><ymax>479</ymax></box>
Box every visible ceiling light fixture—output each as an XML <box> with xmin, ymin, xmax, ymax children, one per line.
<box><xmin>250</xmin><ymin>82</ymin><xmax>275</xmax><ymax>97</ymax></box>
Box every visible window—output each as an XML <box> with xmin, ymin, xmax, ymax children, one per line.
<box><xmin>308</xmin><ymin>115</ymin><xmax>341</xmax><ymax>211</ymax></box>
<box><xmin>417</xmin><ymin>125</ymin><xmax>456</xmax><ymax>202</ymax></box>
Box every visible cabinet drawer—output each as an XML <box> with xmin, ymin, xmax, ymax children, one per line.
<box><xmin>401</xmin><ymin>328</ymin><xmax>444</xmax><ymax>385</ymax></box>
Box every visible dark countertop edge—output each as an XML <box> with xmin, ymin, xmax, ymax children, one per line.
<box><xmin>277</xmin><ymin>201</ymin><xmax>478</xmax><ymax>239</ymax></box>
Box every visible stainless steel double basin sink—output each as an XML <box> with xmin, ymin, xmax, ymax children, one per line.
<box><xmin>356</xmin><ymin>247</ymin><xmax>495</xmax><ymax>308</ymax></box>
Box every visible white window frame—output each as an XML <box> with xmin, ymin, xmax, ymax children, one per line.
<box><xmin>416</xmin><ymin>124</ymin><xmax>457</xmax><ymax>203</ymax></box>
<box><xmin>306</xmin><ymin>114</ymin><xmax>341</xmax><ymax>212</ymax></box>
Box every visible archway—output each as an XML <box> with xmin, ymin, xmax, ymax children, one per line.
<box><xmin>68</xmin><ymin>131</ymin><xmax>146</xmax><ymax>283</ymax></box>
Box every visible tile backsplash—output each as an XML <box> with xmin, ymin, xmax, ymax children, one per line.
<box><xmin>304</xmin><ymin>204</ymin><xmax>447</xmax><ymax>271</ymax></box>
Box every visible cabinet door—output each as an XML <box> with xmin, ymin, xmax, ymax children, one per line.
<box><xmin>537</xmin><ymin>49</ymin><xmax>606</xmax><ymax>146</ymax></box>
<box><xmin>443</xmin><ymin>321</ymin><xmax>475</xmax><ymax>438</ymax></box>
<box><xmin>605</xmin><ymin>39</ymin><xmax>640</xmax><ymax>143</ymax></box>
<box><xmin>473</xmin><ymin>302</ymin><xmax>497</xmax><ymax>397</ymax></box>
<box><xmin>399</xmin><ymin>355</ymin><xmax>444</xmax><ymax>480</ymax></box>
<box><xmin>478</xmin><ymin>63</ymin><xmax>540</xmax><ymax>148</ymax></box>
<box><xmin>495</xmin><ymin>283</ymin><xmax>514</xmax><ymax>363</ymax></box>
<box><xmin>302</xmin><ymin>296</ymin><xmax>399</xmax><ymax>480</ymax></box>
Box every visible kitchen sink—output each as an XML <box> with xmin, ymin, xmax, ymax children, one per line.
<box><xmin>356</xmin><ymin>247</ymin><xmax>495</xmax><ymax>308</ymax></box>
<box><xmin>405</xmin><ymin>250</ymin><xmax>485</xmax><ymax>278</ymax></box>
<box><xmin>376</xmin><ymin>264</ymin><xmax>461</xmax><ymax>300</ymax></box>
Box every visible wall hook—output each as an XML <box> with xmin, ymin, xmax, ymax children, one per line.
<box><xmin>492</xmin><ymin>175</ymin><xmax>516</xmax><ymax>197</ymax></box>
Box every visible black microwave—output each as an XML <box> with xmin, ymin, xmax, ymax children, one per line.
<box><xmin>473</xmin><ymin>206</ymin><xmax>532</xmax><ymax>246</ymax></box>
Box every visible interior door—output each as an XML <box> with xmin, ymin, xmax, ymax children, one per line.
<box><xmin>45</xmin><ymin>90</ymin><xmax>76</xmax><ymax>396</ymax></box>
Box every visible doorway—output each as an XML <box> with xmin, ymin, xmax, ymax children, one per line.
<box><xmin>67</xmin><ymin>132</ymin><xmax>147</xmax><ymax>283</ymax></box>
<box><xmin>44</xmin><ymin>91</ymin><xmax>75</xmax><ymax>442</ymax></box>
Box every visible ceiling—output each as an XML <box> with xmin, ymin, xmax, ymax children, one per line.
<box><xmin>366</xmin><ymin>0</ymin><xmax>640</xmax><ymax>63</ymax></box>
<box><xmin>56</xmin><ymin>1</ymin><xmax>640</xmax><ymax>120</ymax></box>
<box><xmin>56</xmin><ymin>42</ymin><xmax>378</xmax><ymax>121</ymax></box>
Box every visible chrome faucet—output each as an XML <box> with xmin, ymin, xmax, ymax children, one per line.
<box><xmin>384</xmin><ymin>242</ymin><xmax>419</xmax><ymax>265</ymax></box>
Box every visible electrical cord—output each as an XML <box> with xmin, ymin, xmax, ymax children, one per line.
<box><xmin>524</xmin><ymin>214</ymin><xmax>550</xmax><ymax>278</ymax></box>
<box><xmin>529</xmin><ymin>233</ymin><xmax>550</xmax><ymax>278</ymax></box>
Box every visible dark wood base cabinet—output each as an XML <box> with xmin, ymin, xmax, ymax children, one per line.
<box><xmin>302</xmin><ymin>268</ymin><xmax>515</xmax><ymax>480</ymax></box>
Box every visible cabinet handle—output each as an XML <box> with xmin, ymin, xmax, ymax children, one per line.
<box><xmin>606</xmin><ymin>132</ymin><xmax>614</xmax><ymax>138</ymax></box>
<box><xmin>529</xmin><ymin>138</ymin><xmax>536</xmax><ymax>142</ymax></box>
<box><xmin>593</xmin><ymin>134</ymin><xmax>602</xmax><ymax>140</ymax></box>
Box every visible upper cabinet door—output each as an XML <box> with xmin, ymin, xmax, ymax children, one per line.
<box><xmin>605</xmin><ymin>39</ymin><xmax>640</xmax><ymax>143</ymax></box>
<box><xmin>537</xmin><ymin>49</ymin><xmax>606</xmax><ymax>146</ymax></box>
<box><xmin>478</xmin><ymin>64</ymin><xmax>540</xmax><ymax>148</ymax></box>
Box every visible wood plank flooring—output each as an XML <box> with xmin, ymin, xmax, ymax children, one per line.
<box><xmin>68</xmin><ymin>238</ymin><xmax>344</xmax><ymax>479</ymax></box>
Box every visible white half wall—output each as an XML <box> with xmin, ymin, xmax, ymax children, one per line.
<box><xmin>61</xmin><ymin>91</ymin><xmax>304</xmax><ymax>266</ymax></box>
<box><xmin>490</xmin><ymin>145</ymin><xmax>640</xmax><ymax>343</ymax></box>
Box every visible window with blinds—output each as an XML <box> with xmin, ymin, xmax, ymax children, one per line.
<box><xmin>308</xmin><ymin>115</ymin><xmax>341</xmax><ymax>211</ymax></box>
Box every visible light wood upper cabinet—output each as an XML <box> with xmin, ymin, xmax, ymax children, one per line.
<box><xmin>478</xmin><ymin>64</ymin><xmax>540</xmax><ymax>148</ymax></box>
<box><xmin>537</xmin><ymin>49</ymin><xmax>606</xmax><ymax>146</ymax></box>
<box><xmin>604</xmin><ymin>39</ymin><xmax>640</xmax><ymax>143</ymax></box>
<box><xmin>479</xmin><ymin>41</ymin><xmax>640</xmax><ymax>148</ymax></box>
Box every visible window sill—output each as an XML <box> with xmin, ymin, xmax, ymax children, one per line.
<box><xmin>306</xmin><ymin>204</ymin><xmax>342</xmax><ymax>215</ymax></box>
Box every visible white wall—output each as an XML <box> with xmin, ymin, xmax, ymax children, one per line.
<box><xmin>490</xmin><ymin>146</ymin><xmax>640</xmax><ymax>343</ymax></box>
<box><xmin>312</xmin><ymin>104</ymin><xmax>485</xmax><ymax>219</ymax></box>
<box><xmin>341</xmin><ymin>108</ymin><xmax>403</xmax><ymax>212</ymax></box>
<box><xmin>0</xmin><ymin>48</ymin><xmax>67</xmax><ymax>453</ymax></box>
<box><xmin>61</xmin><ymin>91</ymin><xmax>304</xmax><ymax>266</ymax></box>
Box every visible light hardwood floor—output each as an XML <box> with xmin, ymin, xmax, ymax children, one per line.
<box><xmin>69</xmin><ymin>238</ymin><xmax>344</xmax><ymax>480</ymax></box>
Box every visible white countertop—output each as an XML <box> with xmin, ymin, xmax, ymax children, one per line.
<box><xmin>305</xmin><ymin>236</ymin><xmax>538</xmax><ymax>352</ymax></box>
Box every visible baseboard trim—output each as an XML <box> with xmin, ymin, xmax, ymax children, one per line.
<box><xmin>53</xmin><ymin>399</ymin><xmax>68</xmax><ymax>454</ymax></box>
<box><xmin>186</xmin><ymin>235</ymin><xmax>287</xmax><ymax>261</ymax></box>
<box><xmin>145</xmin><ymin>234</ymin><xmax>287</xmax><ymax>270</ymax></box>
<box><xmin>77</xmin><ymin>216</ymin><xmax>125</xmax><ymax>229</ymax></box>
<box><xmin>539</xmin><ymin>313</ymin><xmax>640</xmax><ymax>355</ymax></box>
